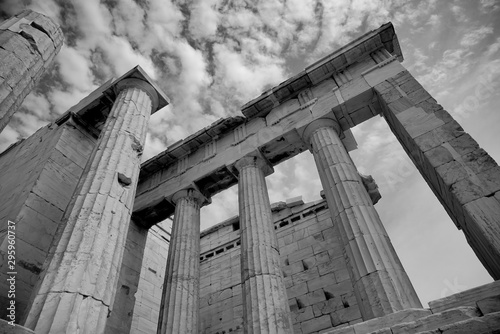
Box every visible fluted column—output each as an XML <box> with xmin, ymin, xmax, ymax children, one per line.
<box><xmin>0</xmin><ymin>10</ymin><xmax>63</xmax><ymax>133</ymax></box>
<box><xmin>157</xmin><ymin>188</ymin><xmax>205</xmax><ymax>334</ymax></box>
<box><xmin>235</xmin><ymin>156</ymin><xmax>293</xmax><ymax>334</ymax></box>
<box><xmin>24</xmin><ymin>78</ymin><xmax>158</xmax><ymax>333</ymax></box>
<box><xmin>303</xmin><ymin>118</ymin><xmax>421</xmax><ymax>320</ymax></box>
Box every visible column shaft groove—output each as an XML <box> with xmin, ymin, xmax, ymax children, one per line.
<box><xmin>237</xmin><ymin>157</ymin><xmax>292</xmax><ymax>333</ymax></box>
<box><xmin>25</xmin><ymin>83</ymin><xmax>154</xmax><ymax>334</ymax></box>
<box><xmin>158</xmin><ymin>191</ymin><xmax>202</xmax><ymax>334</ymax></box>
<box><xmin>309</xmin><ymin>124</ymin><xmax>422</xmax><ymax>320</ymax></box>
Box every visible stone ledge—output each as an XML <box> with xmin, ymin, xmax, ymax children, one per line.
<box><xmin>319</xmin><ymin>294</ymin><xmax>500</xmax><ymax>334</ymax></box>
<box><xmin>0</xmin><ymin>319</ymin><xmax>35</xmax><ymax>334</ymax></box>
<box><xmin>390</xmin><ymin>306</ymin><xmax>480</xmax><ymax>334</ymax></box>
<box><xmin>436</xmin><ymin>311</ymin><xmax>500</xmax><ymax>334</ymax></box>
<box><xmin>321</xmin><ymin>308</ymin><xmax>431</xmax><ymax>334</ymax></box>
<box><xmin>428</xmin><ymin>279</ymin><xmax>499</xmax><ymax>314</ymax></box>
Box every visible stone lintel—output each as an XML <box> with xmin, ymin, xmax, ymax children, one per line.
<box><xmin>55</xmin><ymin>66</ymin><xmax>169</xmax><ymax>134</ymax></box>
<box><xmin>134</xmin><ymin>185</ymin><xmax>210</xmax><ymax>229</ymax></box>
<box><xmin>133</xmin><ymin>28</ymin><xmax>407</xmax><ymax>227</ymax></box>
<box><xmin>139</xmin><ymin>117</ymin><xmax>245</xmax><ymax>175</ymax></box>
<box><xmin>241</xmin><ymin>22</ymin><xmax>402</xmax><ymax>119</ymax></box>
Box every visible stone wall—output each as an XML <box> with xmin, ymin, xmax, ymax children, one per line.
<box><xmin>199</xmin><ymin>216</ymin><xmax>243</xmax><ymax>333</ymax></box>
<box><xmin>199</xmin><ymin>198</ymin><xmax>363</xmax><ymax>334</ymax></box>
<box><xmin>130</xmin><ymin>221</ymin><xmax>171</xmax><ymax>334</ymax></box>
<box><xmin>104</xmin><ymin>217</ymin><xmax>171</xmax><ymax>334</ymax></box>
<box><xmin>0</xmin><ymin>10</ymin><xmax>63</xmax><ymax>133</ymax></box>
<box><xmin>105</xmin><ymin>219</ymin><xmax>149</xmax><ymax>334</ymax></box>
<box><xmin>374</xmin><ymin>70</ymin><xmax>500</xmax><ymax>279</ymax></box>
<box><xmin>0</xmin><ymin>119</ymin><xmax>95</xmax><ymax>322</ymax></box>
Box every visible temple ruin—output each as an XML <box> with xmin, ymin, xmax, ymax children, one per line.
<box><xmin>1</xmin><ymin>10</ymin><xmax>500</xmax><ymax>334</ymax></box>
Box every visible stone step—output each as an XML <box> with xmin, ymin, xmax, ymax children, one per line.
<box><xmin>414</xmin><ymin>311</ymin><xmax>500</xmax><ymax>334</ymax></box>
<box><xmin>388</xmin><ymin>306</ymin><xmax>480</xmax><ymax>334</ymax></box>
<box><xmin>477</xmin><ymin>295</ymin><xmax>500</xmax><ymax>315</ymax></box>
<box><xmin>321</xmin><ymin>309</ymin><xmax>432</xmax><ymax>334</ymax></box>
<box><xmin>428</xmin><ymin>279</ymin><xmax>500</xmax><ymax>314</ymax></box>
<box><xmin>321</xmin><ymin>290</ymin><xmax>500</xmax><ymax>334</ymax></box>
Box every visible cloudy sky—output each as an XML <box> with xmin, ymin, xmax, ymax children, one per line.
<box><xmin>1</xmin><ymin>0</ymin><xmax>499</xmax><ymax>307</ymax></box>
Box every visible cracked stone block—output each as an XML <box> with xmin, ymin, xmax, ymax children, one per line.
<box><xmin>0</xmin><ymin>10</ymin><xmax>63</xmax><ymax>133</ymax></box>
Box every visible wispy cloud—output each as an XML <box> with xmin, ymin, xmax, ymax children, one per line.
<box><xmin>460</xmin><ymin>25</ymin><xmax>494</xmax><ymax>47</ymax></box>
<box><xmin>451</xmin><ymin>4</ymin><xmax>468</xmax><ymax>23</ymax></box>
<box><xmin>480</xmin><ymin>0</ymin><xmax>500</xmax><ymax>13</ymax></box>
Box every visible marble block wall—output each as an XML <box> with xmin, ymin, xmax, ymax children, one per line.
<box><xmin>0</xmin><ymin>119</ymin><xmax>96</xmax><ymax>322</ymax></box>
<box><xmin>130</xmin><ymin>221</ymin><xmax>171</xmax><ymax>334</ymax></box>
<box><xmin>199</xmin><ymin>197</ymin><xmax>363</xmax><ymax>334</ymax></box>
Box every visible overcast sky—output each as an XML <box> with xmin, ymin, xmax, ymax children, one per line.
<box><xmin>1</xmin><ymin>0</ymin><xmax>499</xmax><ymax>307</ymax></box>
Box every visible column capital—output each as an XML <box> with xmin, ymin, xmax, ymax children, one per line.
<box><xmin>172</xmin><ymin>188</ymin><xmax>208</xmax><ymax>206</ymax></box>
<box><xmin>234</xmin><ymin>154</ymin><xmax>273</xmax><ymax>175</ymax></box>
<box><xmin>115</xmin><ymin>78</ymin><xmax>159</xmax><ymax>111</ymax></box>
<box><xmin>301</xmin><ymin>118</ymin><xmax>341</xmax><ymax>144</ymax></box>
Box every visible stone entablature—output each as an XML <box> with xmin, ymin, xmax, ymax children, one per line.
<box><xmin>240</xmin><ymin>22</ymin><xmax>402</xmax><ymax>119</ymax></box>
<box><xmin>133</xmin><ymin>23</ymin><xmax>404</xmax><ymax>226</ymax></box>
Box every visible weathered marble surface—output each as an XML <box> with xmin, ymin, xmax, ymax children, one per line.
<box><xmin>157</xmin><ymin>189</ymin><xmax>205</xmax><ymax>334</ymax></box>
<box><xmin>24</xmin><ymin>79</ymin><xmax>157</xmax><ymax>334</ymax></box>
<box><xmin>0</xmin><ymin>10</ymin><xmax>63</xmax><ymax>133</ymax></box>
<box><xmin>304</xmin><ymin>118</ymin><xmax>421</xmax><ymax>320</ymax></box>
<box><xmin>236</xmin><ymin>155</ymin><xmax>293</xmax><ymax>333</ymax></box>
<box><xmin>374</xmin><ymin>71</ymin><xmax>500</xmax><ymax>279</ymax></box>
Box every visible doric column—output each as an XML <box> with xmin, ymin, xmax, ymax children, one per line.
<box><xmin>24</xmin><ymin>78</ymin><xmax>158</xmax><ymax>333</ymax></box>
<box><xmin>0</xmin><ymin>10</ymin><xmax>63</xmax><ymax>133</ymax></box>
<box><xmin>157</xmin><ymin>188</ymin><xmax>205</xmax><ymax>334</ymax></box>
<box><xmin>235</xmin><ymin>155</ymin><xmax>293</xmax><ymax>333</ymax></box>
<box><xmin>303</xmin><ymin>118</ymin><xmax>422</xmax><ymax>320</ymax></box>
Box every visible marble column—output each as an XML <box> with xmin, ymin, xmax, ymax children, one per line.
<box><xmin>235</xmin><ymin>156</ymin><xmax>293</xmax><ymax>333</ymax></box>
<box><xmin>0</xmin><ymin>10</ymin><xmax>63</xmax><ymax>133</ymax></box>
<box><xmin>303</xmin><ymin>118</ymin><xmax>422</xmax><ymax>320</ymax></box>
<box><xmin>24</xmin><ymin>78</ymin><xmax>158</xmax><ymax>333</ymax></box>
<box><xmin>157</xmin><ymin>188</ymin><xmax>205</xmax><ymax>334</ymax></box>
